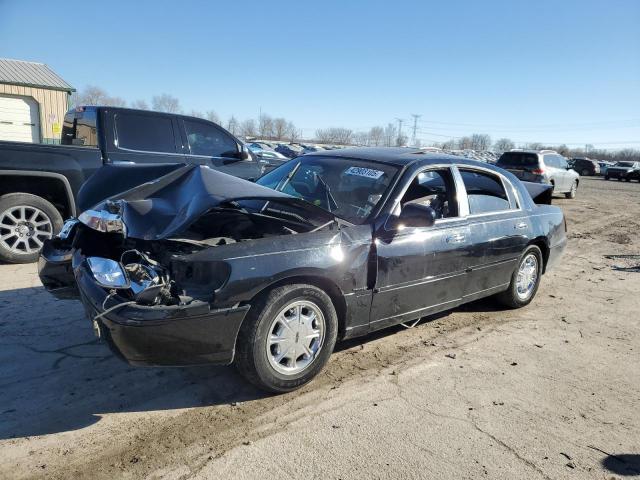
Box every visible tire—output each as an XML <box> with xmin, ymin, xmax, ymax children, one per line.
<box><xmin>496</xmin><ymin>245</ymin><xmax>543</xmax><ymax>309</ymax></box>
<box><xmin>235</xmin><ymin>283</ymin><xmax>338</xmax><ymax>393</ymax></box>
<box><xmin>0</xmin><ymin>193</ymin><xmax>63</xmax><ymax>264</ymax></box>
<box><xmin>605</xmin><ymin>175</ymin><xmax>610</xmax><ymax>180</ymax></box>
<box><xmin>565</xmin><ymin>181</ymin><xmax>577</xmax><ymax>199</ymax></box>
<box><xmin>581</xmin><ymin>169</ymin><xmax>589</xmax><ymax>176</ymax></box>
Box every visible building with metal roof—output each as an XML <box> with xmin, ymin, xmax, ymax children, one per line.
<box><xmin>0</xmin><ymin>58</ymin><xmax>75</xmax><ymax>144</ymax></box>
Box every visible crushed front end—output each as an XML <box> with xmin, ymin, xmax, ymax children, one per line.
<box><xmin>38</xmin><ymin>215</ymin><xmax>249</xmax><ymax>367</ymax></box>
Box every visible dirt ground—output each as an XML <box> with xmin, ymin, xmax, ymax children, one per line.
<box><xmin>0</xmin><ymin>176</ymin><xmax>639</xmax><ymax>480</ymax></box>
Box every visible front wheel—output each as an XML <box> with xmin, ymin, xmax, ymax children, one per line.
<box><xmin>605</xmin><ymin>175</ymin><xmax>610</xmax><ymax>180</ymax></box>
<box><xmin>0</xmin><ymin>193</ymin><xmax>63</xmax><ymax>263</ymax></box>
<box><xmin>235</xmin><ymin>284</ymin><xmax>338</xmax><ymax>393</ymax></box>
<box><xmin>565</xmin><ymin>181</ymin><xmax>577</xmax><ymax>199</ymax></box>
<box><xmin>496</xmin><ymin>245</ymin><xmax>543</xmax><ymax>308</ymax></box>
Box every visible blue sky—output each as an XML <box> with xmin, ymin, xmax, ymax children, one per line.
<box><xmin>1</xmin><ymin>0</ymin><xmax>639</xmax><ymax>148</ymax></box>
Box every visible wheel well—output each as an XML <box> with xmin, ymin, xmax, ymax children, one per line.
<box><xmin>0</xmin><ymin>176</ymin><xmax>72</xmax><ymax>218</ymax></box>
<box><xmin>249</xmin><ymin>275</ymin><xmax>348</xmax><ymax>339</ymax></box>
<box><xmin>528</xmin><ymin>237</ymin><xmax>550</xmax><ymax>273</ymax></box>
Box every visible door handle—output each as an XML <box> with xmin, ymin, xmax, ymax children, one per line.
<box><xmin>446</xmin><ymin>233</ymin><xmax>466</xmax><ymax>243</ymax></box>
<box><xmin>514</xmin><ymin>222</ymin><xmax>528</xmax><ymax>230</ymax></box>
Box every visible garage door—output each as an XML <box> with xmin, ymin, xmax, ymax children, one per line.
<box><xmin>0</xmin><ymin>95</ymin><xmax>40</xmax><ymax>143</ymax></box>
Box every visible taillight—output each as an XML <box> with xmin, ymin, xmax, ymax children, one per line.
<box><xmin>531</xmin><ymin>168</ymin><xmax>545</xmax><ymax>175</ymax></box>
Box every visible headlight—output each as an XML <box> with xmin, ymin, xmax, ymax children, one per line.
<box><xmin>86</xmin><ymin>257</ymin><xmax>129</xmax><ymax>288</ymax></box>
<box><xmin>78</xmin><ymin>209</ymin><xmax>127</xmax><ymax>235</ymax></box>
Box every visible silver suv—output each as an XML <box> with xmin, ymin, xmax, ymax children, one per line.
<box><xmin>496</xmin><ymin>149</ymin><xmax>580</xmax><ymax>199</ymax></box>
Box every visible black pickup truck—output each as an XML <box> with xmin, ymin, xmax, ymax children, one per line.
<box><xmin>0</xmin><ymin>106</ymin><xmax>264</xmax><ymax>263</ymax></box>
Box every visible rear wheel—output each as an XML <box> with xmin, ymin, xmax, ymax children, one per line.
<box><xmin>496</xmin><ymin>245</ymin><xmax>543</xmax><ymax>308</ymax></box>
<box><xmin>235</xmin><ymin>284</ymin><xmax>338</xmax><ymax>393</ymax></box>
<box><xmin>0</xmin><ymin>193</ymin><xmax>63</xmax><ymax>264</ymax></box>
<box><xmin>581</xmin><ymin>168</ymin><xmax>590</xmax><ymax>176</ymax></box>
<box><xmin>565</xmin><ymin>181</ymin><xmax>577</xmax><ymax>199</ymax></box>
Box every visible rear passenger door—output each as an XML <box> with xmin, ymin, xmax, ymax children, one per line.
<box><xmin>180</xmin><ymin>118</ymin><xmax>263</xmax><ymax>180</ymax></box>
<box><xmin>106</xmin><ymin>110</ymin><xmax>186</xmax><ymax>164</ymax></box>
<box><xmin>456</xmin><ymin>167</ymin><xmax>529</xmax><ymax>300</ymax></box>
<box><xmin>543</xmin><ymin>154</ymin><xmax>566</xmax><ymax>192</ymax></box>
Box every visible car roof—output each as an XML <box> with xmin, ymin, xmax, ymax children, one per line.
<box><xmin>303</xmin><ymin>146</ymin><xmax>500</xmax><ymax>171</ymax></box>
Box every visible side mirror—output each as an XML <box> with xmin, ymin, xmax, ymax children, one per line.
<box><xmin>393</xmin><ymin>203</ymin><xmax>437</xmax><ymax>229</ymax></box>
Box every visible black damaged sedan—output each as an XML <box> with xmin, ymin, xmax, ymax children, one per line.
<box><xmin>39</xmin><ymin>148</ymin><xmax>567</xmax><ymax>392</ymax></box>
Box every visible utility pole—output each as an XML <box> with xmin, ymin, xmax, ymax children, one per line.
<box><xmin>410</xmin><ymin>114</ymin><xmax>421</xmax><ymax>146</ymax></box>
<box><xmin>395</xmin><ymin>118</ymin><xmax>404</xmax><ymax>146</ymax></box>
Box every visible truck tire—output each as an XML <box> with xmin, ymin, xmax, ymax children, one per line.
<box><xmin>0</xmin><ymin>193</ymin><xmax>63</xmax><ymax>264</ymax></box>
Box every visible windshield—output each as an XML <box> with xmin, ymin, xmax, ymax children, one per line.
<box><xmin>256</xmin><ymin>156</ymin><xmax>399</xmax><ymax>223</ymax></box>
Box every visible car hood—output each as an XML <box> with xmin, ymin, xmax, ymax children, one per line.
<box><xmin>78</xmin><ymin>163</ymin><xmax>337</xmax><ymax>241</ymax></box>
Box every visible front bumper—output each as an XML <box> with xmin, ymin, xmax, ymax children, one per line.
<box><xmin>39</xmin><ymin>245</ymin><xmax>249</xmax><ymax>367</ymax></box>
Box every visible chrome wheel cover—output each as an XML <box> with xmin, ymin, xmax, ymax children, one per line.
<box><xmin>516</xmin><ymin>253</ymin><xmax>539</xmax><ymax>300</ymax></box>
<box><xmin>0</xmin><ymin>206</ymin><xmax>53</xmax><ymax>255</ymax></box>
<box><xmin>267</xmin><ymin>300</ymin><xmax>325</xmax><ymax>375</ymax></box>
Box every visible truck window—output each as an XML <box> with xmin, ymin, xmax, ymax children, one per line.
<box><xmin>61</xmin><ymin>109</ymin><xmax>98</xmax><ymax>147</ymax></box>
<box><xmin>183</xmin><ymin>119</ymin><xmax>238</xmax><ymax>157</ymax></box>
<box><xmin>115</xmin><ymin>113</ymin><xmax>176</xmax><ymax>153</ymax></box>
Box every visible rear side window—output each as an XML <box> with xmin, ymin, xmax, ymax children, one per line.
<box><xmin>61</xmin><ymin>109</ymin><xmax>98</xmax><ymax>147</ymax></box>
<box><xmin>543</xmin><ymin>155</ymin><xmax>559</xmax><ymax>168</ymax></box>
<box><xmin>184</xmin><ymin>119</ymin><xmax>238</xmax><ymax>157</ymax></box>
<box><xmin>459</xmin><ymin>169</ymin><xmax>511</xmax><ymax>215</ymax></box>
<box><xmin>497</xmin><ymin>152</ymin><xmax>538</xmax><ymax>168</ymax></box>
<box><xmin>115</xmin><ymin>113</ymin><xmax>176</xmax><ymax>153</ymax></box>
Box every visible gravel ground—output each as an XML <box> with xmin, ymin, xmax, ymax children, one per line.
<box><xmin>0</xmin><ymin>176</ymin><xmax>638</xmax><ymax>479</ymax></box>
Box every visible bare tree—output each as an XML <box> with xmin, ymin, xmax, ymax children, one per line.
<box><xmin>74</xmin><ymin>85</ymin><xmax>126</xmax><ymax>107</ymax></box>
<box><xmin>457</xmin><ymin>136</ymin><xmax>473</xmax><ymax>149</ymax></box>
<box><xmin>152</xmin><ymin>94</ymin><xmax>182</xmax><ymax>113</ymax></box>
<box><xmin>258</xmin><ymin>114</ymin><xmax>274</xmax><ymax>139</ymax></box>
<box><xmin>206</xmin><ymin>111</ymin><xmax>220</xmax><ymax>124</ymax></box>
<box><xmin>287</xmin><ymin>122</ymin><xmax>300</xmax><ymax>142</ymax></box>
<box><xmin>316</xmin><ymin>127</ymin><xmax>353</xmax><ymax>145</ymax></box>
<box><xmin>369</xmin><ymin>126</ymin><xmax>384</xmax><ymax>146</ymax></box>
<box><xmin>493</xmin><ymin>138</ymin><xmax>514</xmax><ymax>153</ymax></box>
<box><xmin>470</xmin><ymin>133</ymin><xmax>491</xmax><ymax>150</ymax></box>
<box><xmin>131</xmin><ymin>99</ymin><xmax>149</xmax><ymax>110</ymax></box>
<box><xmin>441</xmin><ymin>139</ymin><xmax>456</xmax><ymax>150</ymax></box>
<box><xmin>383</xmin><ymin>123</ymin><xmax>397</xmax><ymax>147</ymax></box>
<box><xmin>273</xmin><ymin>118</ymin><xmax>288</xmax><ymax>140</ymax></box>
<box><xmin>353</xmin><ymin>131</ymin><xmax>370</xmax><ymax>146</ymax></box>
<box><xmin>189</xmin><ymin>110</ymin><xmax>205</xmax><ymax>119</ymax></box>
<box><xmin>226</xmin><ymin>116</ymin><xmax>239</xmax><ymax>135</ymax></box>
<box><xmin>396</xmin><ymin>133</ymin><xmax>408</xmax><ymax>147</ymax></box>
<box><xmin>240</xmin><ymin>119</ymin><xmax>257</xmax><ymax>138</ymax></box>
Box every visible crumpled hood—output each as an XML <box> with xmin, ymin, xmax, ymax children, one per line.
<box><xmin>79</xmin><ymin>163</ymin><xmax>336</xmax><ymax>240</ymax></box>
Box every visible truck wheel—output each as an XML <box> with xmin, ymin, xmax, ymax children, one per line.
<box><xmin>0</xmin><ymin>193</ymin><xmax>63</xmax><ymax>264</ymax></box>
<box><xmin>235</xmin><ymin>284</ymin><xmax>338</xmax><ymax>393</ymax></box>
<box><xmin>604</xmin><ymin>175</ymin><xmax>610</xmax><ymax>180</ymax></box>
<box><xmin>565</xmin><ymin>181</ymin><xmax>577</xmax><ymax>199</ymax></box>
<box><xmin>496</xmin><ymin>245</ymin><xmax>543</xmax><ymax>309</ymax></box>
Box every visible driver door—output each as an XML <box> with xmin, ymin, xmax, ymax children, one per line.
<box><xmin>369</xmin><ymin>167</ymin><xmax>472</xmax><ymax>331</ymax></box>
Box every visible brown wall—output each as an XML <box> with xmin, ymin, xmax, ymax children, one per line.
<box><xmin>0</xmin><ymin>83</ymin><xmax>70</xmax><ymax>143</ymax></box>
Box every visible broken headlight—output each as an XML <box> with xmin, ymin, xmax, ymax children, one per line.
<box><xmin>86</xmin><ymin>257</ymin><xmax>129</xmax><ymax>289</ymax></box>
<box><xmin>78</xmin><ymin>209</ymin><xmax>127</xmax><ymax>236</ymax></box>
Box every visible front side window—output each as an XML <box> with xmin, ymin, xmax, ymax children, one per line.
<box><xmin>397</xmin><ymin>168</ymin><xmax>458</xmax><ymax>219</ymax></box>
<box><xmin>256</xmin><ymin>157</ymin><xmax>399</xmax><ymax>223</ymax></box>
<box><xmin>115</xmin><ymin>113</ymin><xmax>176</xmax><ymax>153</ymax></box>
<box><xmin>184</xmin><ymin>120</ymin><xmax>238</xmax><ymax>157</ymax></box>
<box><xmin>459</xmin><ymin>169</ymin><xmax>511</xmax><ymax>215</ymax></box>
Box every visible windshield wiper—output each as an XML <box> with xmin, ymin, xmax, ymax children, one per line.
<box><xmin>315</xmin><ymin>173</ymin><xmax>339</xmax><ymax>212</ymax></box>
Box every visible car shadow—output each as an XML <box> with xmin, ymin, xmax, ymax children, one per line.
<box><xmin>601</xmin><ymin>454</ymin><xmax>640</xmax><ymax>476</ymax></box>
<box><xmin>0</xmin><ymin>286</ymin><xmax>508</xmax><ymax>440</ymax></box>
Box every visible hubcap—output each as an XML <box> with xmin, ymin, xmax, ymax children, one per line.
<box><xmin>0</xmin><ymin>206</ymin><xmax>53</xmax><ymax>255</ymax></box>
<box><xmin>516</xmin><ymin>253</ymin><xmax>539</xmax><ymax>300</ymax></box>
<box><xmin>267</xmin><ymin>300</ymin><xmax>325</xmax><ymax>375</ymax></box>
